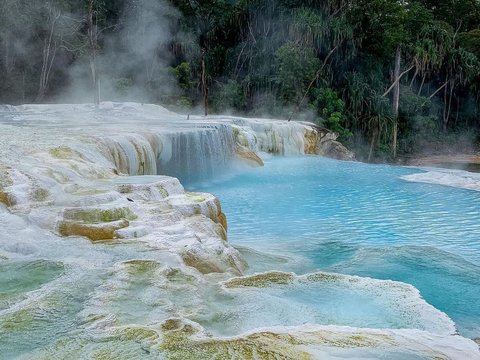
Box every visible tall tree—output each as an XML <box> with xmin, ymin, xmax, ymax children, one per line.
<box><xmin>87</xmin><ymin>0</ymin><xmax>100</xmax><ymax>107</ymax></box>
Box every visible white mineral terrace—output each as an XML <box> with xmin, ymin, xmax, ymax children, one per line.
<box><xmin>0</xmin><ymin>102</ymin><xmax>478</xmax><ymax>359</ymax></box>
<box><xmin>402</xmin><ymin>167</ymin><xmax>480</xmax><ymax>192</ymax></box>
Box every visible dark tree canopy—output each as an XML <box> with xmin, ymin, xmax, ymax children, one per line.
<box><xmin>1</xmin><ymin>0</ymin><xmax>479</xmax><ymax>161</ymax></box>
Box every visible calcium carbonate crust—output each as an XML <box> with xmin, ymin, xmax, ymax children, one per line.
<box><xmin>0</xmin><ymin>103</ymin><xmax>477</xmax><ymax>359</ymax></box>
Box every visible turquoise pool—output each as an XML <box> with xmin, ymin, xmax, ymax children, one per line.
<box><xmin>191</xmin><ymin>156</ymin><xmax>480</xmax><ymax>339</ymax></box>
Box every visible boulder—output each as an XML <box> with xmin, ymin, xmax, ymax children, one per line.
<box><xmin>58</xmin><ymin>206</ymin><xmax>136</xmax><ymax>241</ymax></box>
<box><xmin>58</xmin><ymin>219</ymin><xmax>129</xmax><ymax>241</ymax></box>
<box><xmin>314</xmin><ymin>131</ymin><xmax>355</xmax><ymax>160</ymax></box>
<box><xmin>0</xmin><ymin>190</ymin><xmax>13</xmax><ymax>207</ymax></box>
<box><xmin>235</xmin><ymin>145</ymin><xmax>264</xmax><ymax>167</ymax></box>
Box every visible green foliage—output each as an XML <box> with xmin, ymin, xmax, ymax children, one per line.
<box><xmin>276</xmin><ymin>42</ymin><xmax>320</xmax><ymax>103</ymax></box>
<box><xmin>348</xmin><ymin>0</ymin><xmax>407</xmax><ymax>58</ymax></box>
<box><xmin>171</xmin><ymin>62</ymin><xmax>194</xmax><ymax>91</ymax></box>
<box><xmin>312</xmin><ymin>88</ymin><xmax>351</xmax><ymax>141</ymax></box>
<box><xmin>174</xmin><ymin>97</ymin><xmax>193</xmax><ymax>109</ymax></box>
<box><xmin>113</xmin><ymin>78</ymin><xmax>133</xmax><ymax>97</ymax></box>
<box><xmin>289</xmin><ymin>7</ymin><xmax>327</xmax><ymax>51</ymax></box>
<box><xmin>0</xmin><ymin>0</ymin><xmax>479</xmax><ymax>160</ymax></box>
<box><xmin>458</xmin><ymin>30</ymin><xmax>480</xmax><ymax>59</ymax></box>
<box><xmin>420</xmin><ymin>0</ymin><xmax>480</xmax><ymax>31</ymax></box>
<box><xmin>399</xmin><ymin>88</ymin><xmax>430</xmax><ymax>116</ymax></box>
<box><xmin>211</xmin><ymin>80</ymin><xmax>246</xmax><ymax>112</ymax></box>
<box><xmin>399</xmin><ymin>115</ymin><xmax>438</xmax><ymax>154</ymax></box>
<box><xmin>445</xmin><ymin>47</ymin><xmax>480</xmax><ymax>84</ymax></box>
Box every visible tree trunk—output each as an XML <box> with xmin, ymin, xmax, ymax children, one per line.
<box><xmin>37</xmin><ymin>10</ymin><xmax>59</xmax><ymax>102</ymax></box>
<box><xmin>455</xmin><ymin>96</ymin><xmax>460</xmax><ymax>127</ymax></box>
<box><xmin>409</xmin><ymin>65</ymin><xmax>419</xmax><ymax>89</ymax></box>
<box><xmin>443</xmin><ymin>80</ymin><xmax>454</xmax><ymax>133</ymax></box>
<box><xmin>392</xmin><ymin>46</ymin><xmax>401</xmax><ymax>159</ymax></box>
<box><xmin>88</xmin><ymin>0</ymin><xmax>100</xmax><ymax>108</ymax></box>
<box><xmin>22</xmin><ymin>71</ymin><xmax>25</xmax><ymax>103</ymax></box>
<box><xmin>368</xmin><ymin>126</ymin><xmax>378</xmax><ymax>163</ymax></box>
<box><xmin>417</xmin><ymin>73</ymin><xmax>426</xmax><ymax>96</ymax></box>
<box><xmin>201</xmin><ymin>49</ymin><xmax>208</xmax><ymax>116</ymax></box>
<box><xmin>90</xmin><ymin>57</ymin><xmax>100</xmax><ymax>107</ymax></box>
<box><xmin>4</xmin><ymin>35</ymin><xmax>15</xmax><ymax>75</ymax></box>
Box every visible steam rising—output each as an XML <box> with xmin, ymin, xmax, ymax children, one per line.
<box><xmin>59</xmin><ymin>0</ymin><xmax>180</xmax><ymax>103</ymax></box>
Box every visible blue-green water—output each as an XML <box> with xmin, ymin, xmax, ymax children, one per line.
<box><xmin>191</xmin><ymin>156</ymin><xmax>480</xmax><ymax>338</ymax></box>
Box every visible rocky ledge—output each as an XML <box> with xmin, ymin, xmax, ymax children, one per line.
<box><xmin>0</xmin><ymin>102</ymin><xmax>352</xmax><ymax>276</ymax></box>
<box><xmin>1</xmin><ymin>103</ymin><xmax>475</xmax><ymax>359</ymax></box>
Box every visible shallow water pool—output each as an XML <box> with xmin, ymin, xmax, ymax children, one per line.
<box><xmin>191</xmin><ymin>156</ymin><xmax>480</xmax><ymax>338</ymax></box>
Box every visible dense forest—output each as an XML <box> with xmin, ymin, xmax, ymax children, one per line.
<box><xmin>1</xmin><ymin>0</ymin><xmax>479</xmax><ymax>161</ymax></box>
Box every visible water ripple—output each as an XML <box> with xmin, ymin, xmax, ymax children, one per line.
<box><xmin>193</xmin><ymin>156</ymin><xmax>480</xmax><ymax>338</ymax></box>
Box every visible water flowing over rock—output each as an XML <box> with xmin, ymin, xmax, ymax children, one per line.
<box><xmin>0</xmin><ymin>102</ymin><xmax>477</xmax><ymax>359</ymax></box>
<box><xmin>219</xmin><ymin>271</ymin><xmax>457</xmax><ymax>336</ymax></box>
<box><xmin>0</xmin><ymin>102</ymin><xmax>350</xmax><ymax>278</ymax></box>
<box><xmin>158</xmin><ymin>318</ymin><xmax>479</xmax><ymax>360</ymax></box>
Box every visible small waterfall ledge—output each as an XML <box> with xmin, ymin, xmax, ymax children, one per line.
<box><xmin>0</xmin><ymin>102</ymin><xmax>352</xmax><ymax>275</ymax></box>
<box><xmin>1</xmin><ymin>103</ymin><xmax>478</xmax><ymax>359</ymax></box>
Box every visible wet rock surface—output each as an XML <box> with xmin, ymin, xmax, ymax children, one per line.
<box><xmin>0</xmin><ymin>103</ymin><xmax>477</xmax><ymax>359</ymax></box>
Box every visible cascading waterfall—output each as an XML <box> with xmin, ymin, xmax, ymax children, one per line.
<box><xmin>100</xmin><ymin>134</ymin><xmax>159</xmax><ymax>175</ymax></box>
<box><xmin>228</xmin><ymin>117</ymin><xmax>308</xmax><ymax>155</ymax></box>
<box><xmin>157</xmin><ymin>124</ymin><xmax>235</xmax><ymax>184</ymax></box>
<box><xmin>1</xmin><ymin>103</ymin><xmax>475</xmax><ymax>359</ymax></box>
<box><xmin>97</xmin><ymin>123</ymin><xmax>235</xmax><ymax>183</ymax></box>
